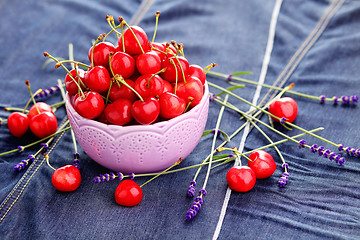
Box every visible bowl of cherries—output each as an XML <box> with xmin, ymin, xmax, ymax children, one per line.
<box><xmin>65</xmin><ymin>21</ymin><xmax>209</xmax><ymax>174</ymax></box>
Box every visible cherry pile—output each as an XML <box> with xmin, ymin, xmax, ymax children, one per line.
<box><xmin>66</xmin><ymin>24</ymin><xmax>206</xmax><ymax>126</ymax></box>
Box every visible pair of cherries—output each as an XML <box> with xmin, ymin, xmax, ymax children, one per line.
<box><xmin>7</xmin><ymin>102</ymin><xmax>58</xmax><ymax>139</ymax></box>
<box><xmin>66</xmin><ymin>25</ymin><xmax>206</xmax><ymax>126</ymax></box>
<box><xmin>226</xmin><ymin>97</ymin><xmax>298</xmax><ymax>192</ymax></box>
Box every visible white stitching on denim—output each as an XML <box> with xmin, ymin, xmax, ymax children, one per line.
<box><xmin>212</xmin><ymin>0</ymin><xmax>283</xmax><ymax>239</ymax></box>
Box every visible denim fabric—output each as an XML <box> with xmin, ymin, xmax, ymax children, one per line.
<box><xmin>0</xmin><ymin>0</ymin><xmax>359</xmax><ymax>239</ymax></box>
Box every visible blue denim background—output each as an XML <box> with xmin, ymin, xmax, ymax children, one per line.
<box><xmin>0</xmin><ymin>0</ymin><xmax>359</xmax><ymax>239</ymax></box>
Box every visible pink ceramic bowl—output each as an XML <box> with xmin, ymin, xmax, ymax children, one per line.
<box><xmin>66</xmin><ymin>83</ymin><xmax>209</xmax><ymax>173</ymax></box>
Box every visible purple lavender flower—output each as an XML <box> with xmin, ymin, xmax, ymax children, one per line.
<box><xmin>351</xmin><ymin>95</ymin><xmax>359</xmax><ymax>103</ymax></box>
<box><xmin>14</xmin><ymin>155</ymin><xmax>35</xmax><ymax>172</ymax></box>
<box><xmin>280</xmin><ymin>117</ymin><xmax>287</xmax><ymax>124</ymax></box>
<box><xmin>34</xmin><ymin>85</ymin><xmax>60</xmax><ymax>99</ymax></box>
<box><xmin>73</xmin><ymin>152</ymin><xmax>80</xmax><ymax>169</ymax></box>
<box><xmin>92</xmin><ymin>172</ymin><xmax>122</xmax><ymax>183</ymax></box>
<box><xmin>298</xmin><ymin>139</ymin><xmax>306</xmax><ymax>149</ymax></box>
<box><xmin>333</xmin><ymin>96</ymin><xmax>339</xmax><ymax>105</ymax></box>
<box><xmin>209</xmin><ymin>94</ymin><xmax>217</xmax><ymax>102</ymax></box>
<box><xmin>17</xmin><ymin>146</ymin><xmax>24</xmax><ymax>152</ymax></box>
<box><xmin>342</xmin><ymin>96</ymin><xmax>351</xmax><ymax>104</ymax></box>
<box><xmin>338</xmin><ymin>144</ymin><xmax>344</xmax><ymax>151</ymax></box>
<box><xmin>187</xmin><ymin>181</ymin><xmax>196</xmax><ymax>198</ymax></box>
<box><xmin>320</xmin><ymin>95</ymin><xmax>326</xmax><ymax>104</ymax></box>
<box><xmin>278</xmin><ymin>172</ymin><xmax>289</xmax><ymax>187</ymax></box>
<box><xmin>40</xmin><ymin>143</ymin><xmax>49</xmax><ymax>153</ymax></box>
<box><xmin>227</xmin><ymin>74</ymin><xmax>232</xmax><ymax>81</ymax></box>
<box><xmin>186</xmin><ymin>189</ymin><xmax>206</xmax><ymax>221</ymax></box>
<box><xmin>310</xmin><ymin>144</ymin><xmax>318</xmax><ymax>153</ymax></box>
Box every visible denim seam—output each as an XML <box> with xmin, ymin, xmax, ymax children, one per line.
<box><xmin>129</xmin><ymin>0</ymin><xmax>156</xmax><ymax>25</ymax></box>
<box><xmin>258</xmin><ymin>0</ymin><xmax>345</xmax><ymax>106</ymax></box>
<box><xmin>0</xmin><ymin>118</ymin><xmax>69</xmax><ymax>224</ymax></box>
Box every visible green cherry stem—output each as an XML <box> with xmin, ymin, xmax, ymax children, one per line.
<box><xmin>152</xmin><ymin>11</ymin><xmax>160</xmax><ymax>43</ymax></box>
<box><xmin>140</xmin><ymin>157</ymin><xmax>183</xmax><ymax>188</ymax></box>
<box><xmin>25</xmin><ymin>80</ymin><xmax>41</xmax><ymax>114</ymax></box>
<box><xmin>0</xmin><ymin>123</ymin><xmax>71</xmax><ymax>156</ymax></box>
<box><xmin>56</xmin><ymin>60</ymin><xmax>90</xmax><ymax>70</ymax></box>
<box><xmin>121</xmin><ymin>17</ymin><xmax>145</xmax><ymax>54</ymax></box>
<box><xmin>170</xmin><ymin>50</ymin><xmax>186</xmax><ymax>83</ymax></box>
<box><xmin>45</xmin><ymin>154</ymin><xmax>56</xmax><ymax>171</ymax></box>
<box><xmin>106</xmin><ymin>15</ymin><xmax>120</xmax><ymax>39</ymax></box>
<box><xmin>44</xmin><ymin>52</ymin><xmax>86</xmax><ymax>99</ymax></box>
<box><xmin>118</xmin><ymin>17</ymin><xmax>126</xmax><ymax>52</ymax></box>
<box><xmin>203</xmin><ymin>63</ymin><xmax>218</xmax><ymax>74</ymax></box>
<box><xmin>169</xmin><ymin>59</ymin><xmax>178</xmax><ymax>94</ymax></box>
<box><xmin>90</xmin><ymin>34</ymin><xmax>105</xmax><ymax>68</ymax></box>
<box><xmin>146</xmin><ymin>68</ymin><xmax>167</xmax><ymax>87</ymax></box>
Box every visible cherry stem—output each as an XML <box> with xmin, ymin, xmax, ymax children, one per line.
<box><xmin>56</xmin><ymin>60</ymin><xmax>90</xmax><ymax>70</ymax></box>
<box><xmin>22</xmin><ymin>88</ymin><xmax>43</xmax><ymax>114</ymax></box>
<box><xmin>146</xmin><ymin>68</ymin><xmax>166</xmax><ymax>87</ymax></box>
<box><xmin>91</xmin><ymin>34</ymin><xmax>105</xmax><ymax>68</ymax></box>
<box><xmin>152</xmin><ymin>11</ymin><xmax>160</xmax><ymax>43</ymax></box>
<box><xmin>45</xmin><ymin>154</ymin><xmax>56</xmax><ymax>171</ymax></box>
<box><xmin>217</xmin><ymin>147</ymin><xmax>252</xmax><ymax>162</ymax></box>
<box><xmin>169</xmin><ymin>59</ymin><xmax>178</xmax><ymax>94</ymax></box>
<box><xmin>184</xmin><ymin>97</ymin><xmax>194</xmax><ymax>112</ymax></box>
<box><xmin>203</xmin><ymin>63</ymin><xmax>218</xmax><ymax>74</ymax></box>
<box><xmin>170</xmin><ymin>50</ymin><xmax>186</xmax><ymax>83</ymax></box>
<box><xmin>201</xmin><ymin>94</ymin><xmax>228</xmax><ymax>190</ymax></box>
<box><xmin>105</xmin><ymin>80</ymin><xmax>113</xmax><ymax>106</ymax></box>
<box><xmin>25</xmin><ymin>80</ymin><xmax>41</xmax><ymax>114</ymax></box>
<box><xmin>44</xmin><ymin>52</ymin><xmax>86</xmax><ymax>99</ymax></box>
<box><xmin>0</xmin><ymin>123</ymin><xmax>71</xmax><ymax>156</ymax></box>
<box><xmin>106</xmin><ymin>15</ymin><xmax>121</xmax><ymax>39</ymax></box>
<box><xmin>119</xmin><ymin>17</ymin><xmax>126</xmax><ymax>52</ymax></box>
<box><xmin>140</xmin><ymin>157</ymin><xmax>182</xmax><ymax>188</ymax></box>
<box><xmin>122</xmin><ymin>19</ymin><xmax>145</xmax><ymax>54</ymax></box>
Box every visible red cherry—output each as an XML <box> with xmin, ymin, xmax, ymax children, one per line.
<box><xmin>188</xmin><ymin>64</ymin><xmax>206</xmax><ymax>85</ymax></box>
<box><xmin>115</xmin><ymin>180</ymin><xmax>143</xmax><ymax>207</ymax></box>
<box><xmin>110</xmin><ymin>51</ymin><xmax>136</xmax><ymax>79</ymax></box>
<box><xmin>131</xmin><ymin>97</ymin><xmax>160</xmax><ymax>125</ymax></box>
<box><xmin>65</xmin><ymin>68</ymin><xmax>86</xmax><ymax>96</ymax></box>
<box><xmin>161</xmin><ymin>56</ymin><xmax>189</xmax><ymax>83</ymax></box>
<box><xmin>268</xmin><ymin>97</ymin><xmax>298</xmax><ymax>123</ymax></box>
<box><xmin>136</xmin><ymin>51</ymin><xmax>161</xmax><ymax>75</ymax></box>
<box><xmin>248</xmin><ymin>150</ymin><xmax>276</xmax><ymax>179</ymax></box>
<box><xmin>134</xmin><ymin>74</ymin><xmax>164</xmax><ymax>98</ymax></box>
<box><xmin>109</xmin><ymin>79</ymin><xmax>137</xmax><ymax>102</ymax></box>
<box><xmin>52</xmin><ymin>165</ymin><xmax>81</xmax><ymax>192</ymax></box>
<box><xmin>176</xmin><ymin>76</ymin><xmax>204</xmax><ymax>107</ymax></box>
<box><xmin>88</xmin><ymin>41</ymin><xmax>115</xmax><ymax>68</ymax></box>
<box><xmin>29</xmin><ymin>112</ymin><xmax>58</xmax><ymax>138</ymax></box>
<box><xmin>118</xmin><ymin>26</ymin><xmax>149</xmax><ymax>55</ymax></box>
<box><xmin>28</xmin><ymin>102</ymin><xmax>53</xmax><ymax>119</ymax></box>
<box><xmin>74</xmin><ymin>91</ymin><xmax>105</xmax><ymax>120</ymax></box>
<box><xmin>226</xmin><ymin>166</ymin><xmax>256</xmax><ymax>192</ymax></box>
<box><xmin>7</xmin><ymin>112</ymin><xmax>29</xmax><ymax>137</ymax></box>
<box><xmin>161</xmin><ymin>78</ymin><xmax>174</xmax><ymax>94</ymax></box>
<box><xmin>104</xmin><ymin>98</ymin><xmax>133</xmax><ymax>126</ymax></box>
<box><xmin>159</xmin><ymin>92</ymin><xmax>186</xmax><ymax>119</ymax></box>
<box><xmin>84</xmin><ymin>66</ymin><xmax>111</xmax><ymax>93</ymax></box>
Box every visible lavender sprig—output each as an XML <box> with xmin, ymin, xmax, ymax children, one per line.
<box><xmin>34</xmin><ymin>85</ymin><xmax>60</xmax><ymax>99</ymax></box>
<box><xmin>14</xmin><ymin>155</ymin><xmax>35</xmax><ymax>172</ymax></box>
<box><xmin>187</xmin><ymin>181</ymin><xmax>196</xmax><ymax>198</ymax></box>
<box><xmin>186</xmin><ymin>189</ymin><xmax>206</xmax><ymax>221</ymax></box>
